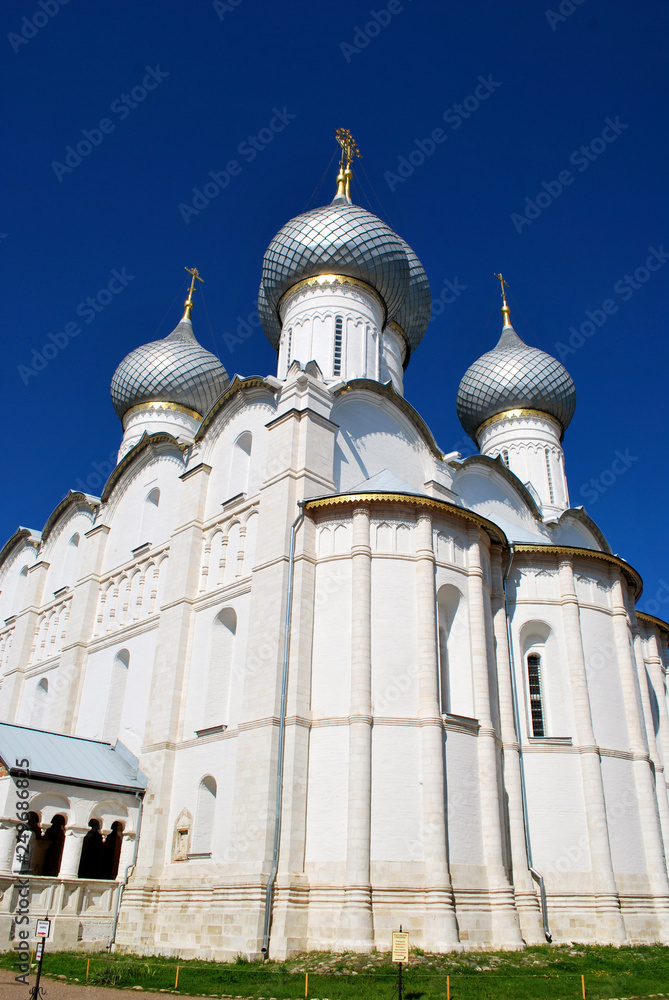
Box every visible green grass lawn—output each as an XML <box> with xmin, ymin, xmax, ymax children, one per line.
<box><xmin>2</xmin><ymin>943</ymin><xmax>669</xmax><ymax>999</ymax></box>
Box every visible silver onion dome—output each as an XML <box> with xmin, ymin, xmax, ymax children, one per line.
<box><xmin>393</xmin><ymin>238</ymin><xmax>431</xmax><ymax>351</ymax></box>
<box><xmin>456</xmin><ymin>323</ymin><xmax>576</xmax><ymax>441</ymax></box>
<box><xmin>111</xmin><ymin>316</ymin><xmax>230</xmax><ymax>420</ymax></box>
<box><xmin>259</xmin><ymin>200</ymin><xmax>412</xmax><ymax>349</ymax></box>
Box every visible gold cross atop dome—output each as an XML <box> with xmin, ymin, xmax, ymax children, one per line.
<box><xmin>494</xmin><ymin>272</ymin><xmax>512</xmax><ymax>327</ymax></box>
<box><xmin>182</xmin><ymin>266</ymin><xmax>204</xmax><ymax>321</ymax></box>
<box><xmin>334</xmin><ymin>128</ymin><xmax>361</xmax><ymax>201</ymax></box>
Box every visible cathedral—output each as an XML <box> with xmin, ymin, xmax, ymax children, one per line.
<box><xmin>1</xmin><ymin>132</ymin><xmax>669</xmax><ymax>958</ymax></box>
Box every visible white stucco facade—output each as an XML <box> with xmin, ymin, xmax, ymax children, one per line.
<box><xmin>1</xmin><ymin>168</ymin><xmax>669</xmax><ymax>958</ymax></box>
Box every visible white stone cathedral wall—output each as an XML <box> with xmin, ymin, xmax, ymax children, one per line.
<box><xmin>370</xmin><ymin>725</ymin><xmax>422</xmax><ymax>875</ymax></box>
<box><xmin>523</xmin><ymin>751</ymin><xmax>590</xmax><ymax>885</ymax></box>
<box><xmin>600</xmin><ymin>755</ymin><xmax>646</xmax><ymax>881</ymax></box>
<box><xmin>201</xmin><ymin>398</ymin><xmax>276</xmax><ymax>521</ymax></box>
<box><xmin>102</xmin><ymin>454</ymin><xmax>183</xmax><ymax>573</ymax></box>
<box><xmin>182</xmin><ymin>592</ymin><xmax>251</xmax><ymax>738</ymax></box>
<box><xmin>166</xmin><ymin>737</ymin><xmax>239</xmax><ymax>868</ymax></box>
<box><xmin>444</xmin><ymin>729</ymin><xmax>484</xmax><ymax>870</ymax></box>
<box><xmin>579</xmin><ymin>605</ymin><xmax>629</xmax><ymax>750</ymax></box>
<box><xmin>331</xmin><ymin>396</ymin><xmax>429</xmax><ymax>493</ymax></box>
<box><xmin>310</xmin><ymin>553</ymin><xmax>352</xmax><ymax>716</ymax></box>
<box><xmin>75</xmin><ymin>629</ymin><xmax>157</xmax><ymax>754</ymax></box>
<box><xmin>371</xmin><ymin>547</ymin><xmax>418</xmax><ymax>717</ymax></box>
<box><xmin>304</xmin><ymin>727</ymin><xmax>348</xmax><ymax>878</ymax></box>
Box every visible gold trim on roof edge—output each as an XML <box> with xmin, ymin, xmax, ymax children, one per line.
<box><xmin>304</xmin><ymin>492</ymin><xmax>507</xmax><ymax>544</ymax></box>
<box><xmin>636</xmin><ymin>611</ymin><xmax>669</xmax><ymax>635</ymax></box>
<box><xmin>101</xmin><ymin>432</ymin><xmax>188</xmax><ymax>505</ymax></box>
<box><xmin>476</xmin><ymin>408</ymin><xmax>563</xmax><ymax>438</ymax></box>
<box><xmin>333</xmin><ymin>379</ymin><xmax>444</xmax><ymax>460</ymax></box>
<box><xmin>195</xmin><ymin>376</ymin><xmax>276</xmax><ymax>442</ymax></box>
<box><xmin>513</xmin><ymin>543</ymin><xmax>642</xmax><ymax>597</ymax></box>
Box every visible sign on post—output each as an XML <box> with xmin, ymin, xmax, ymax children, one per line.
<box><xmin>392</xmin><ymin>930</ymin><xmax>409</xmax><ymax>963</ymax></box>
<box><xmin>35</xmin><ymin>919</ymin><xmax>51</xmax><ymax>939</ymax></box>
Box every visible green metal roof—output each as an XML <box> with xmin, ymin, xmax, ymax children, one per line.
<box><xmin>0</xmin><ymin>723</ymin><xmax>146</xmax><ymax>794</ymax></box>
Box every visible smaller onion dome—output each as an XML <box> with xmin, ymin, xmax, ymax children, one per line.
<box><xmin>111</xmin><ymin>273</ymin><xmax>230</xmax><ymax>420</ymax></box>
<box><xmin>456</xmin><ymin>292</ymin><xmax>576</xmax><ymax>441</ymax></box>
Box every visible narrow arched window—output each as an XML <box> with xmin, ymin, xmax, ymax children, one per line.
<box><xmin>285</xmin><ymin>327</ymin><xmax>292</xmax><ymax>375</ymax></box>
<box><xmin>192</xmin><ymin>776</ymin><xmax>217</xmax><ymax>855</ymax></box>
<box><xmin>203</xmin><ymin>608</ymin><xmax>237</xmax><ymax>728</ymax></box>
<box><xmin>227</xmin><ymin>433</ymin><xmax>252</xmax><ymax>498</ymax></box>
<box><xmin>333</xmin><ymin>315</ymin><xmax>343</xmax><ymax>376</ymax></box>
<box><xmin>60</xmin><ymin>533</ymin><xmax>81</xmax><ymax>589</ymax></box>
<box><xmin>14</xmin><ymin>565</ymin><xmax>30</xmax><ymax>616</ymax></box>
<box><xmin>139</xmin><ymin>488</ymin><xmax>160</xmax><ymax>546</ymax></box>
<box><xmin>103</xmin><ymin>649</ymin><xmax>130</xmax><ymax>743</ymax></box>
<box><xmin>31</xmin><ymin>677</ymin><xmax>49</xmax><ymax>729</ymax></box>
<box><xmin>501</xmin><ymin>449</ymin><xmax>510</xmax><ymax>468</ymax></box>
<box><xmin>527</xmin><ymin>652</ymin><xmax>545</xmax><ymax>736</ymax></box>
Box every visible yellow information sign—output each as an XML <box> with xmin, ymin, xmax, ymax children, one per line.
<box><xmin>392</xmin><ymin>930</ymin><xmax>409</xmax><ymax>963</ymax></box>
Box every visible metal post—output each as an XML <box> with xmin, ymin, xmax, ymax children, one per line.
<box><xmin>29</xmin><ymin>939</ymin><xmax>46</xmax><ymax>1000</ymax></box>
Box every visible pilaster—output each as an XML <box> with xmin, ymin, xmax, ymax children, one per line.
<box><xmin>467</xmin><ymin>527</ymin><xmax>523</xmax><ymax>946</ymax></box>
<box><xmin>339</xmin><ymin>505</ymin><xmax>373</xmax><ymax>950</ymax></box>
<box><xmin>490</xmin><ymin>545</ymin><xmax>544</xmax><ymax>943</ymax></box>
<box><xmin>557</xmin><ymin>557</ymin><xmax>626</xmax><ymax>941</ymax></box>
<box><xmin>1</xmin><ymin>561</ymin><xmax>50</xmax><ymax>720</ymax></box>
<box><xmin>414</xmin><ymin>512</ymin><xmax>460</xmax><ymax>949</ymax></box>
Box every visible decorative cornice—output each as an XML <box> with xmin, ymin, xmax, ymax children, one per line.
<box><xmin>513</xmin><ymin>543</ymin><xmax>643</xmax><ymax>598</ymax></box>
<box><xmin>636</xmin><ymin>611</ymin><xmax>669</xmax><ymax>636</ymax></box>
<box><xmin>449</xmin><ymin>454</ymin><xmax>543</xmax><ymax>521</ymax></box>
<box><xmin>101</xmin><ymin>432</ymin><xmax>188</xmax><ymax>504</ymax></box>
<box><xmin>41</xmin><ymin>492</ymin><xmax>100</xmax><ymax>546</ymax></box>
<box><xmin>124</xmin><ymin>400</ymin><xmax>203</xmax><ymax>422</ymax></box>
<box><xmin>194</xmin><ymin>376</ymin><xmax>277</xmax><ymax>442</ymax></box>
<box><xmin>476</xmin><ymin>408</ymin><xmax>563</xmax><ymax>440</ymax></box>
<box><xmin>278</xmin><ymin>273</ymin><xmax>385</xmax><ymax>318</ymax></box>
<box><xmin>304</xmin><ymin>492</ymin><xmax>507</xmax><ymax>545</ymax></box>
<box><xmin>0</xmin><ymin>527</ymin><xmax>42</xmax><ymax>574</ymax></box>
<box><xmin>333</xmin><ymin>379</ymin><xmax>444</xmax><ymax>460</ymax></box>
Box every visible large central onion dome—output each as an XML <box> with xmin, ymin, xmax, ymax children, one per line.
<box><xmin>457</xmin><ymin>320</ymin><xmax>576</xmax><ymax>441</ymax></box>
<box><xmin>111</xmin><ymin>313</ymin><xmax>230</xmax><ymax>420</ymax></box>
<box><xmin>258</xmin><ymin>156</ymin><xmax>431</xmax><ymax>358</ymax></box>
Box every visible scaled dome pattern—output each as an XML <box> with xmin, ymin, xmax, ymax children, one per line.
<box><xmin>456</xmin><ymin>324</ymin><xmax>576</xmax><ymax>441</ymax></box>
<box><xmin>111</xmin><ymin>318</ymin><xmax>230</xmax><ymax>420</ymax></box>
<box><xmin>259</xmin><ymin>198</ymin><xmax>430</xmax><ymax>354</ymax></box>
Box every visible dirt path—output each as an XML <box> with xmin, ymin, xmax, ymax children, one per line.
<box><xmin>0</xmin><ymin>968</ymin><xmax>224</xmax><ymax>999</ymax></box>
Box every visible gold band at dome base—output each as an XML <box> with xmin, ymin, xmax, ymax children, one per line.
<box><xmin>278</xmin><ymin>273</ymin><xmax>386</xmax><ymax>316</ymax></box>
<box><xmin>124</xmin><ymin>400</ymin><xmax>203</xmax><ymax>423</ymax></box>
<box><xmin>476</xmin><ymin>408</ymin><xmax>563</xmax><ymax>439</ymax></box>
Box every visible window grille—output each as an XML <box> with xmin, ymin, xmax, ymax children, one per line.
<box><xmin>333</xmin><ymin>316</ymin><xmax>343</xmax><ymax>376</ymax></box>
<box><xmin>545</xmin><ymin>449</ymin><xmax>555</xmax><ymax>503</ymax></box>
<box><xmin>285</xmin><ymin>328</ymin><xmax>292</xmax><ymax>375</ymax></box>
<box><xmin>527</xmin><ymin>653</ymin><xmax>545</xmax><ymax>736</ymax></box>
<box><xmin>501</xmin><ymin>449</ymin><xmax>510</xmax><ymax>468</ymax></box>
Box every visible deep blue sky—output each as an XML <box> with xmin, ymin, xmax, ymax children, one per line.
<box><xmin>3</xmin><ymin>0</ymin><xmax>668</xmax><ymax>615</ymax></box>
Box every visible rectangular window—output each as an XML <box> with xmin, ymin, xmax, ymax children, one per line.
<box><xmin>333</xmin><ymin>316</ymin><xmax>343</xmax><ymax>376</ymax></box>
<box><xmin>527</xmin><ymin>653</ymin><xmax>545</xmax><ymax>737</ymax></box>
